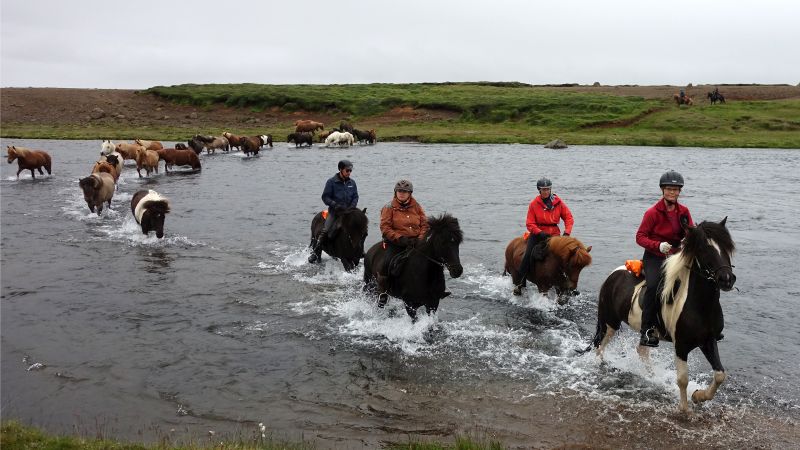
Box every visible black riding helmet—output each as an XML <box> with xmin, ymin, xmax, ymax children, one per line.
<box><xmin>338</xmin><ymin>159</ymin><xmax>353</xmax><ymax>171</ymax></box>
<box><xmin>659</xmin><ymin>170</ymin><xmax>684</xmax><ymax>187</ymax></box>
<box><xmin>394</xmin><ymin>179</ymin><xmax>413</xmax><ymax>193</ymax></box>
<box><xmin>536</xmin><ymin>177</ymin><xmax>552</xmax><ymax>190</ymax></box>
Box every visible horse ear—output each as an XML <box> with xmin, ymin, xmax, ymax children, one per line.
<box><xmin>720</xmin><ymin>216</ymin><xmax>728</xmax><ymax>227</ymax></box>
<box><xmin>362</xmin><ymin>208</ymin><xmax>367</xmax><ymax>214</ymax></box>
<box><xmin>586</xmin><ymin>245</ymin><xmax>592</xmax><ymax>253</ymax></box>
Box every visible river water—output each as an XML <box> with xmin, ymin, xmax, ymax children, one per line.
<box><xmin>2</xmin><ymin>139</ymin><xmax>799</xmax><ymax>448</ymax></box>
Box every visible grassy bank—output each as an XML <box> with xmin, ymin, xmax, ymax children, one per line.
<box><xmin>2</xmin><ymin>83</ymin><xmax>799</xmax><ymax>147</ymax></box>
<box><xmin>0</xmin><ymin>421</ymin><xmax>505</xmax><ymax>450</ymax></box>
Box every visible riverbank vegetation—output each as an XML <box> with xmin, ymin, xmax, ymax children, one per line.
<box><xmin>0</xmin><ymin>421</ymin><xmax>505</xmax><ymax>450</ymax></box>
<box><xmin>2</xmin><ymin>83</ymin><xmax>799</xmax><ymax>148</ymax></box>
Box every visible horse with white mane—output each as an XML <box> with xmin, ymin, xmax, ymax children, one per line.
<box><xmin>325</xmin><ymin>131</ymin><xmax>354</xmax><ymax>147</ymax></box>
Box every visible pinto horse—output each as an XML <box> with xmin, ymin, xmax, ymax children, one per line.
<box><xmin>504</xmin><ymin>235</ymin><xmax>592</xmax><ymax>303</ymax></box>
<box><xmin>156</xmin><ymin>148</ymin><xmax>201</xmax><ymax>172</ymax></box>
<box><xmin>707</xmin><ymin>91</ymin><xmax>726</xmax><ymax>105</ymax></box>
<box><xmin>131</xmin><ymin>190</ymin><xmax>170</xmax><ymax>238</ymax></box>
<box><xmin>363</xmin><ymin>214</ymin><xmax>464</xmax><ymax>319</ymax></box>
<box><xmin>587</xmin><ymin>218</ymin><xmax>736</xmax><ymax>412</ymax></box>
<box><xmin>673</xmin><ymin>94</ymin><xmax>693</xmax><ymax>106</ymax></box>
<box><xmin>7</xmin><ymin>146</ymin><xmax>52</xmax><ymax>180</ymax></box>
<box><xmin>309</xmin><ymin>208</ymin><xmax>369</xmax><ymax>272</ymax></box>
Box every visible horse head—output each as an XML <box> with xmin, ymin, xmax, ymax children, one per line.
<box><xmin>7</xmin><ymin>146</ymin><xmax>17</xmax><ymax>163</ymax></box>
<box><xmin>547</xmin><ymin>236</ymin><xmax>592</xmax><ymax>292</ymax></box>
<box><xmin>424</xmin><ymin>214</ymin><xmax>464</xmax><ymax>278</ymax></box>
<box><xmin>681</xmin><ymin>217</ymin><xmax>736</xmax><ymax>291</ymax></box>
<box><xmin>143</xmin><ymin>200</ymin><xmax>170</xmax><ymax>238</ymax></box>
<box><xmin>334</xmin><ymin>207</ymin><xmax>369</xmax><ymax>271</ymax></box>
<box><xmin>101</xmin><ymin>140</ymin><xmax>115</xmax><ymax>155</ymax></box>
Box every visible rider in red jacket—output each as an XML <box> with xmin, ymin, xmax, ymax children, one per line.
<box><xmin>514</xmin><ymin>177</ymin><xmax>574</xmax><ymax>296</ymax></box>
<box><xmin>636</xmin><ymin>170</ymin><xmax>694</xmax><ymax>347</ymax></box>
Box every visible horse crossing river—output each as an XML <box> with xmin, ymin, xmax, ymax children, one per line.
<box><xmin>2</xmin><ymin>139</ymin><xmax>799</xmax><ymax>448</ymax></box>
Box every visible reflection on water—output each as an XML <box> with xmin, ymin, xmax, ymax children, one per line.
<box><xmin>1</xmin><ymin>138</ymin><xmax>799</xmax><ymax>448</ymax></box>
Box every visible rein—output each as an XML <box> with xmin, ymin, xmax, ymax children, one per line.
<box><xmin>406</xmin><ymin>241</ymin><xmax>448</xmax><ymax>269</ymax></box>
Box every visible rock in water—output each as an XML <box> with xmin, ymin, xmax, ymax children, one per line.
<box><xmin>544</xmin><ymin>139</ymin><xmax>568</xmax><ymax>149</ymax></box>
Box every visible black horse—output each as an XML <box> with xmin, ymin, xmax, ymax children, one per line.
<box><xmin>131</xmin><ymin>190</ymin><xmax>171</xmax><ymax>239</ymax></box>
<box><xmin>287</xmin><ymin>132</ymin><xmax>314</xmax><ymax>147</ymax></box>
<box><xmin>363</xmin><ymin>214</ymin><xmax>464</xmax><ymax>319</ymax></box>
<box><xmin>707</xmin><ymin>91</ymin><xmax>726</xmax><ymax>105</ymax></box>
<box><xmin>309</xmin><ymin>207</ymin><xmax>369</xmax><ymax>272</ymax></box>
<box><xmin>586</xmin><ymin>218</ymin><xmax>736</xmax><ymax>412</ymax></box>
<box><xmin>352</xmin><ymin>129</ymin><xmax>376</xmax><ymax>144</ymax></box>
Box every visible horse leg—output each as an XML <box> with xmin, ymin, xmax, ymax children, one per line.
<box><xmin>29</xmin><ymin>168</ymin><xmax>36</xmax><ymax>179</ymax></box>
<box><xmin>675</xmin><ymin>354</ymin><xmax>690</xmax><ymax>412</ymax></box>
<box><xmin>38</xmin><ymin>167</ymin><xmax>44</xmax><ymax>175</ymax></box>
<box><xmin>404</xmin><ymin>304</ymin><xmax>418</xmax><ymax>321</ymax></box>
<box><xmin>691</xmin><ymin>339</ymin><xmax>726</xmax><ymax>405</ymax></box>
<box><xmin>596</xmin><ymin>325</ymin><xmax>617</xmax><ymax>358</ymax></box>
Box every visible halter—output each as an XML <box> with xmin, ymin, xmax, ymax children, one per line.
<box><xmin>691</xmin><ymin>257</ymin><xmax>734</xmax><ymax>285</ymax></box>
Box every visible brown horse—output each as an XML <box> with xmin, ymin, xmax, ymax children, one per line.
<box><xmin>241</xmin><ymin>136</ymin><xmax>263</xmax><ymax>156</ymax></box>
<box><xmin>155</xmin><ymin>148</ymin><xmax>201</xmax><ymax>172</ymax></box>
<box><xmin>673</xmin><ymin>94</ymin><xmax>693</xmax><ymax>106</ymax></box>
<box><xmin>6</xmin><ymin>146</ymin><xmax>52</xmax><ymax>180</ymax></box>
<box><xmin>78</xmin><ymin>172</ymin><xmax>115</xmax><ymax>215</ymax></box>
<box><xmin>135</xmin><ymin>149</ymin><xmax>160</xmax><ymax>177</ymax></box>
<box><xmin>114</xmin><ymin>142</ymin><xmax>145</xmax><ymax>163</ymax></box>
<box><xmin>222</xmin><ymin>132</ymin><xmax>243</xmax><ymax>151</ymax></box>
<box><xmin>91</xmin><ymin>160</ymin><xmax>119</xmax><ymax>182</ymax></box>
<box><xmin>135</xmin><ymin>139</ymin><xmax>164</xmax><ymax>151</ymax></box>
<box><xmin>295</xmin><ymin>120</ymin><xmax>324</xmax><ymax>133</ymax></box>
<box><xmin>504</xmin><ymin>235</ymin><xmax>592</xmax><ymax>303</ymax></box>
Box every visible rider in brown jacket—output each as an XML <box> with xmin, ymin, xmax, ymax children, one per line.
<box><xmin>377</xmin><ymin>179</ymin><xmax>429</xmax><ymax>303</ymax></box>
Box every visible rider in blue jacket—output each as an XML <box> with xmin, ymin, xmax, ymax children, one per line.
<box><xmin>309</xmin><ymin>160</ymin><xmax>359</xmax><ymax>263</ymax></box>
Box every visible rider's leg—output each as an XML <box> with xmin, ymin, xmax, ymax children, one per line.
<box><xmin>309</xmin><ymin>212</ymin><xmax>335</xmax><ymax>263</ymax></box>
<box><xmin>640</xmin><ymin>252</ymin><xmax>664</xmax><ymax>347</ymax></box>
<box><xmin>514</xmin><ymin>234</ymin><xmax>542</xmax><ymax>295</ymax></box>
<box><xmin>377</xmin><ymin>242</ymin><xmax>399</xmax><ymax>305</ymax></box>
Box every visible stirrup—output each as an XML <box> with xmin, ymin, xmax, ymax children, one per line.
<box><xmin>639</xmin><ymin>327</ymin><xmax>659</xmax><ymax>347</ymax></box>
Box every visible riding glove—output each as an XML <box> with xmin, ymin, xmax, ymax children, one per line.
<box><xmin>659</xmin><ymin>242</ymin><xmax>672</xmax><ymax>254</ymax></box>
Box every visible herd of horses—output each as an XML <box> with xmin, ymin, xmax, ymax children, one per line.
<box><xmin>8</xmin><ymin>131</ymin><xmax>738</xmax><ymax>412</ymax></box>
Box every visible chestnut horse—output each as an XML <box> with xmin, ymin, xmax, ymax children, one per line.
<box><xmin>91</xmin><ymin>159</ymin><xmax>119</xmax><ymax>182</ymax></box>
<box><xmin>295</xmin><ymin>120</ymin><xmax>324</xmax><ymax>133</ymax></box>
<box><xmin>135</xmin><ymin>149</ymin><xmax>160</xmax><ymax>177</ymax></box>
<box><xmin>241</xmin><ymin>136</ymin><xmax>262</xmax><ymax>156</ymax></box>
<box><xmin>585</xmin><ymin>218</ymin><xmax>736</xmax><ymax>412</ymax></box>
<box><xmin>6</xmin><ymin>146</ymin><xmax>52</xmax><ymax>179</ymax></box>
<box><xmin>504</xmin><ymin>235</ymin><xmax>592</xmax><ymax>304</ymax></box>
<box><xmin>131</xmin><ymin>190</ymin><xmax>170</xmax><ymax>238</ymax></box>
<box><xmin>156</xmin><ymin>148</ymin><xmax>201</xmax><ymax>172</ymax></box>
<box><xmin>222</xmin><ymin>132</ymin><xmax>243</xmax><ymax>151</ymax></box>
<box><xmin>135</xmin><ymin>139</ymin><xmax>164</xmax><ymax>151</ymax></box>
<box><xmin>113</xmin><ymin>142</ymin><xmax>145</xmax><ymax>164</ymax></box>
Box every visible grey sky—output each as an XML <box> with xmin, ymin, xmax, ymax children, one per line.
<box><xmin>2</xmin><ymin>0</ymin><xmax>798</xmax><ymax>89</ymax></box>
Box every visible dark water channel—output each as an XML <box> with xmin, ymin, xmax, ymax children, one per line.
<box><xmin>2</xmin><ymin>139</ymin><xmax>799</xmax><ymax>448</ymax></box>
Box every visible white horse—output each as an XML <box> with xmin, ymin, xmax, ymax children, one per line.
<box><xmin>99</xmin><ymin>140</ymin><xmax>124</xmax><ymax>175</ymax></box>
<box><xmin>325</xmin><ymin>131</ymin><xmax>354</xmax><ymax>147</ymax></box>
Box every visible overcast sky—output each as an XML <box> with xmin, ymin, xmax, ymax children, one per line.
<box><xmin>2</xmin><ymin>0</ymin><xmax>798</xmax><ymax>89</ymax></box>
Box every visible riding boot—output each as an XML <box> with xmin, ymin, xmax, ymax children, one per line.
<box><xmin>376</xmin><ymin>275</ymin><xmax>390</xmax><ymax>307</ymax></box>
<box><xmin>308</xmin><ymin>230</ymin><xmax>326</xmax><ymax>263</ymax></box>
<box><xmin>513</xmin><ymin>261</ymin><xmax>534</xmax><ymax>296</ymax></box>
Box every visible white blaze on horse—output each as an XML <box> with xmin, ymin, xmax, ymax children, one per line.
<box><xmin>585</xmin><ymin>218</ymin><xmax>736</xmax><ymax>412</ymax></box>
<box><xmin>131</xmin><ymin>190</ymin><xmax>170</xmax><ymax>238</ymax></box>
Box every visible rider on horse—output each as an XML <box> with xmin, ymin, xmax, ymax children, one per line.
<box><xmin>636</xmin><ymin>170</ymin><xmax>695</xmax><ymax>347</ymax></box>
<box><xmin>376</xmin><ymin>179</ymin><xmax>429</xmax><ymax>304</ymax></box>
<box><xmin>513</xmin><ymin>177</ymin><xmax>574</xmax><ymax>296</ymax></box>
<box><xmin>308</xmin><ymin>160</ymin><xmax>359</xmax><ymax>263</ymax></box>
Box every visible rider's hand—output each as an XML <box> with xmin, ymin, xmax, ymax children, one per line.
<box><xmin>562</xmin><ymin>232</ymin><xmax>570</xmax><ymax>236</ymax></box>
<box><xmin>659</xmin><ymin>242</ymin><xmax>672</xmax><ymax>254</ymax></box>
<box><xmin>537</xmin><ymin>232</ymin><xmax>550</xmax><ymax>241</ymax></box>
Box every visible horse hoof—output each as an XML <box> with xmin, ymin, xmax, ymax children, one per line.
<box><xmin>512</xmin><ymin>286</ymin><xmax>523</xmax><ymax>296</ymax></box>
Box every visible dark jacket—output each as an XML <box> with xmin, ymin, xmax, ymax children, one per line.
<box><xmin>636</xmin><ymin>199</ymin><xmax>694</xmax><ymax>257</ymax></box>
<box><xmin>321</xmin><ymin>173</ymin><xmax>358</xmax><ymax>210</ymax></box>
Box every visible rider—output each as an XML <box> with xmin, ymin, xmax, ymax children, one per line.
<box><xmin>679</xmin><ymin>89</ymin><xmax>686</xmax><ymax>100</ymax></box>
<box><xmin>635</xmin><ymin>170</ymin><xmax>694</xmax><ymax>347</ymax></box>
<box><xmin>513</xmin><ymin>177</ymin><xmax>574</xmax><ymax>296</ymax></box>
<box><xmin>308</xmin><ymin>160</ymin><xmax>359</xmax><ymax>263</ymax></box>
<box><xmin>376</xmin><ymin>179</ymin><xmax>429</xmax><ymax>303</ymax></box>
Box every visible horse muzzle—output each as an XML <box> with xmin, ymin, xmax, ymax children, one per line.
<box><xmin>718</xmin><ymin>271</ymin><xmax>736</xmax><ymax>291</ymax></box>
<box><xmin>447</xmin><ymin>264</ymin><xmax>463</xmax><ymax>278</ymax></box>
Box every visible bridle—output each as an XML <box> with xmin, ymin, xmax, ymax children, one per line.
<box><xmin>691</xmin><ymin>256</ymin><xmax>734</xmax><ymax>286</ymax></box>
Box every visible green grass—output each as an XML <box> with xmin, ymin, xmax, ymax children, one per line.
<box><xmin>0</xmin><ymin>421</ymin><xmax>507</xmax><ymax>450</ymax></box>
<box><xmin>2</xmin><ymin>83</ymin><xmax>799</xmax><ymax>148</ymax></box>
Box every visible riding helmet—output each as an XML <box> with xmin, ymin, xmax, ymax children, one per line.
<box><xmin>394</xmin><ymin>179</ymin><xmax>413</xmax><ymax>193</ymax></box>
<box><xmin>338</xmin><ymin>159</ymin><xmax>353</xmax><ymax>171</ymax></box>
<box><xmin>659</xmin><ymin>170</ymin><xmax>684</xmax><ymax>187</ymax></box>
<box><xmin>536</xmin><ymin>177</ymin><xmax>552</xmax><ymax>190</ymax></box>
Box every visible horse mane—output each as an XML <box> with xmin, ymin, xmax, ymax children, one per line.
<box><xmin>426</xmin><ymin>214</ymin><xmax>463</xmax><ymax>243</ymax></box>
<box><xmin>9</xmin><ymin>146</ymin><xmax>31</xmax><ymax>157</ymax></box>
<box><xmin>548</xmin><ymin>236</ymin><xmax>592</xmax><ymax>267</ymax></box>
<box><xmin>661</xmin><ymin>220</ymin><xmax>734</xmax><ymax>304</ymax></box>
<box><xmin>143</xmin><ymin>199</ymin><xmax>170</xmax><ymax>215</ymax></box>
<box><xmin>339</xmin><ymin>207</ymin><xmax>368</xmax><ymax>229</ymax></box>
